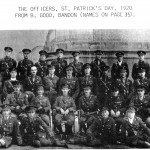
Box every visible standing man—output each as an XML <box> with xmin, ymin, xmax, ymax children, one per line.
<box><xmin>35</xmin><ymin>50</ymin><xmax>48</xmax><ymax>79</ymax></box>
<box><xmin>51</xmin><ymin>48</ymin><xmax>67</xmax><ymax>78</ymax></box>
<box><xmin>91</xmin><ymin>50</ymin><xmax>106</xmax><ymax>78</ymax></box>
<box><xmin>0</xmin><ymin>47</ymin><xmax>17</xmax><ymax>82</ymax></box>
<box><xmin>69</xmin><ymin>51</ymin><xmax>83</xmax><ymax>77</ymax></box>
<box><xmin>132</xmin><ymin>50</ymin><xmax>150</xmax><ymax>80</ymax></box>
<box><xmin>0</xmin><ymin>104</ymin><xmax>22</xmax><ymax>148</ymax></box>
<box><xmin>111</xmin><ymin>52</ymin><xmax>129</xmax><ymax>81</ymax></box>
<box><xmin>17</xmin><ymin>49</ymin><xmax>34</xmax><ymax>82</ymax></box>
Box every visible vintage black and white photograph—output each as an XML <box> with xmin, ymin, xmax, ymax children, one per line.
<box><xmin>0</xmin><ymin>29</ymin><xmax>150</xmax><ymax>149</ymax></box>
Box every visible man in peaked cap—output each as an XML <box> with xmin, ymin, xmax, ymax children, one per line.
<box><xmin>51</xmin><ymin>48</ymin><xmax>67</xmax><ymax>78</ymax></box>
<box><xmin>133</xmin><ymin>67</ymin><xmax>150</xmax><ymax>95</ymax></box>
<box><xmin>91</xmin><ymin>50</ymin><xmax>106</xmax><ymax>78</ymax></box>
<box><xmin>0</xmin><ymin>47</ymin><xmax>17</xmax><ymax>82</ymax></box>
<box><xmin>132</xmin><ymin>50</ymin><xmax>150</xmax><ymax>80</ymax></box>
<box><xmin>17</xmin><ymin>48</ymin><xmax>34</xmax><ymax>82</ymax></box>
<box><xmin>121</xmin><ymin>106</ymin><xmax>150</xmax><ymax>148</ymax></box>
<box><xmin>53</xmin><ymin>84</ymin><xmax>76</xmax><ymax>140</ymax></box>
<box><xmin>0</xmin><ymin>104</ymin><xmax>22</xmax><ymax>148</ymax></box>
<box><xmin>35</xmin><ymin>50</ymin><xmax>48</xmax><ymax>79</ymax></box>
<box><xmin>43</xmin><ymin>64</ymin><xmax>59</xmax><ymax>106</ymax></box>
<box><xmin>58</xmin><ymin>65</ymin><xmax>79</xmax><ymax>105</ymax></box>
<box><xmin>111</xmin><ymin>51</ymin><xmax>129</xmax><ymax>81</ymax></box>
<box><xmin>69</xmin><ymin>51</ymin><xmax>84</xmax><ymax>77</ymax></box>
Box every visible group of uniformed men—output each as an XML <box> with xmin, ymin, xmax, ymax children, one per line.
<box><xmin>1</xmin><ymin>46</ymin><xmax>150</xmax><ymax>148</ymax></box>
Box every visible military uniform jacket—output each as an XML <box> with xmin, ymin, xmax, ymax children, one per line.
<box><xmin>111</xmin><ymin>61</ymin><xmax>129</xmax><ymax>80</ymax></box>
<box><xmin>23</xmin><ymin>75</ymin><xmax>42</xmax><ymax>94</ymax></box>
<box><xmin>53</xmin><ymin>96</ymin><xmax>76</xmax><ymax>112</ymax></box>
<box><xmin>79</xmin><ymin>94</ymin><xmax>100</xmax><ymax>113</ymax></box>
<box><xmin>133</xmin><ymin>77</ymin><xmax>150</xmax><ymax>94</ymax></box>
<box><xmin>58</xmin><ymin>76</ymin><xmax>79</xmax><ymax>100</ymax></box>
<box><xmin>69</xmin><ymin>61</ymin><xmax>83</xmax><ymax>77</ymax></box>
<box><xmin>51</xmin><ymin>58</ymin><xmax>67</xmax><ymax>78</ymax></box>
<box><xmin>116</xmin><ymin>78</ymin><xmax>134</xmax><ymax>98</ymax></box>
<box><xmin>0</xmin><ymin>115</ymin><xmax>22</xmax><ymax>145</ymax></box>
<box><xmin>122</xmin><ymin>116</ymin><xmax>150</xmax><ymax>145</ymax></box>
<box><xmin>43</xmin><ymin>75</ymin><xmax>59</xmax><ymax>92</ymax></box>
<box><xmin>105</xmin><ymin>94</ymin><xmax>126</xmax><ymax>113</ymax></box>
<box><xmin>32</xmin><ymin>95</ymin><xmax>51</xmax><ymax>113</ymax></box>
<box><xmin>129</xmin><ymin>95</ymin><xmax>150</xmax><ymax>120</ymax></box>
<box><xmin>132</xmin><ymin>61</ymin><xmax>150</xmax><ymax>80</ymax></box>
<box><xmin>88</xmin><ymin>116</ymin><xmax>116</xmax><ymax>143</ymax></box>
<box><xmin>91</xmin><ymin>59</ymin><xmax>106</xmax><ymax>78</ymax></box>
<box><xmin>35</xmin><ymin>60</ymin><xmax>48</xmax><ymax>78</ymax></box>
<box><xmin>20</xmin><ymin>115</ymin><xmax>52</xmax><ymax>140</ymax></box>
<box><xmin>17</xmin><ymin>58</ymin><xmax>34</xmax><ymax>81</ymax></box>
<box><xmin>79</xmin><ymin>75</ymin><xmax>98</xmax><ymax>96</ymax></box>
<box><xmin>0</xmin><ymin>56</ymin><xmax>17</xmax><ymax>80</ymax></box>
<box><xmin>97</xmin><ymin>75</ymin><xmax>112</xmax><ymax>95</ymax></box>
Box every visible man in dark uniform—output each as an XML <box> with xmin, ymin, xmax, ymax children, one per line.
<box><xmin>111</xmin><ymin>52</ymin><xmax>129</xmax><ymax>81</ymax></box>
<box><xmin>58</xmin><ymin>65</ymin><xmax>79</xmax><ymax>104</ymax></box>
<box><xmin>91</xmin><ymin>50</ymin><xmax>106</xmax><ymax>78</ymax></box>
<box><xmin>0</xmin><ymin>104</ymin><xmax>22</xmax><ymax>148</ymax></box>
<box><xmin>132</xmin><ymin>50</ymin><xmax>150</xmax><ymax>80</ymax></box>
<box><xmin>0</xmin><ymin>47</ymin><xmax>17</xmax><ymax>82</ymax></box>
<box><xmin>79</xmin><ymin>63</ymin><xmax>98</xmax><ymax>97</ymax></box>
<box><xmin>133</xmin><ymin>67</ymin><xmax>150</xmax><ymax>95</ymax></box>
<box><xmin>35</xmin><ymin>50</ymin><xmax>48</xmax><ymax>79</ymax></box>
<box><xmin>5</xmin><ymin>81</ymin><xmax>29</xmax><ymax>118</ymax></box>
<box><xmin>17</xmin><ymin>49</ymin><xmax>34</xmax><ymax>82</ymax></box>
<box><xmin>97</xmin><ymin>65</ymin><xmax>112</xmax><ymax>107</ymax></box>
<box><xmin>69</xmin><ymin>51</ymin><xmax>83</xmax><ymax>77</ymax></box>
<box><xmin>78</xmin><ymin>86</ymin><xmax>100</xmax><ymax>133</ymax></box>
<box><xmin>116</xmin><ymin>67</ymin><xmax>134</xmax><ymax>105</ymax></box>
<box><xmin>43</xmin><ymin>65</ymin><xmax>59</xmax><ymax>106</ymax></box>
<box><xmin>51</xmin><ymin>48</ymin><xmax>67</xmax><ymax>78</ymax></box>
<box><xmin>53</xmin><ymin>84</ymin><xmax>76</xmax><ymax>139</ymax></box>
<box><xmin>121</xmin><ymin>107</ymin><xmax>150</xmax><ymax>148</ymax></box>
<box><xmin>20</xmin><ymin>105</ymin><xmax>58</xmax><ymax>147</ymax></box>
<box><xmin>86</xmin><ymin>107</ymin><xmax>116</xmax><ymax>147</ymax></box>
<box><xmin>129</xmin><ymin>85</ymin><xmax>150</xmax><ymax>122</ymax></box>
<box><xmin>24</xmin><ymin>66</ymin><xmax>42</xmax><ymax>96</ymax></box>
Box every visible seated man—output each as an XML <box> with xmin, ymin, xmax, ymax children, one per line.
<box><xmin>32</xmin><ymin>84</ymin><xmax>51</xmax><ymax>126</ymax></box>
<box><xmin>121</xmin><ymin>107</ymin><xmax>150</xmax><ymax>148</ymax></box>
<box><xmin>20</xmin><ymin>105</ymin><xmax>60</xmax><ymax>147</ymax></box>
<box><xmin>129</xmin><ymin>85</ymin><xmax>150</xmax><ymax>122</ymax></box>
<box><xmin>0</xmin><ymin>104</ymin><xmax>22</xmax><ymax>148</ymax></box>
<box><xmin>5</xmin><ymin>81</ymin><xmax>29</xmax><ymax>119</ymax></box>
<box><xmin>86</xmin><ymin>107</ymin><xmax>116</xmax><ymax>147</ymax></box>
<box><xmin>78</xmin><ymin>86</ymin><xmax>100</xmax><ymax>133</ymax></box>
<box><xmin>53</xmin><ymin>84</ymin><xmax>76</xmax><ymax>139</ymax></box>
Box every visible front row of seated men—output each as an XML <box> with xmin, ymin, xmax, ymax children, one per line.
<box><xmin>1</xmin><ymin>80</ymin><xmax>150</xmax><ymax>148</ymax></box>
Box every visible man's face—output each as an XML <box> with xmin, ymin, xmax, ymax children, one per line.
<box><xmin>10</xmin><ymin>71</ymin><xmax>17</xmax><ymax>78</ymax></box>
<box><xmin>28</xmin><ymin>111</ymin><xmax>36</xmax><ymax>119</ymax></box>
<box><xmin>137</xmin><ymin>89</ymin><xmax>145</xmax><ymax>97</ymax></box>
<box><xmin>103</xmin><ymin>70</ymin><xmax>108</xmax><ymax>76</ymax></box>
<box><xmin>139</xmin><ymin>54</ymin><xmax>145</xmax><ymax>61</ymax></box>
<box><xmin>96</xmin><ymin>54</ymin><xmax>102</xmax><ymax>60</ymax></box>
<box><xmin>23</xmin><ymin>52</ymin><xmax>29</xmax><ymax>59</ymax></box>
<box><xmin>31</xmin><ymin>67</ymin><xmax>37</xmax><ymax>75</ymax></box>
<box><xmin>14</xmin><ymin>86</ymin><xmax>21</xmax><ymax>93</ymax></box>
<box><xmin>117</xmin><ymin>56</ymin><xmax>123</xmax><ymax>62</ymax></box>
<box><xmin>5</xmin><ymin>51</ymin><xmax>12</xmax><ymax>57</ymax></box>
<box><xmin>102</xmin><ymin>110</ymin><xmax>109</xmax><ymax>118</ymax></box>
<box><xmin>40</xmin><ymin>54</ymin><xmax>46</xmax><ymax>61</ymax></box>
<box><xmin>48</xmin><ymin>68</ymin><xmax>55</xmax><ymax>75</ymax></box>
<box><xmin>62</xmin><ymin>88</ymin><xmax>69</xmax><ymax>95</ymax></box>
<box><xmin>2</xmin><ymin>109</ymin><xmax>11</xmax><ymax>117</ymax></box>
<box><xmin>127</xmin><ymin>111</ymin><xmax>135</xmax><ymax>119</ymax></box>
<box><xmin>138</xmin><ymin>72</ymin><xmax>146</xmax><ymax>78</ymax></box>
<box><xmin>84</xmin><ymin>67</ymin><xmax>91</xmax><ymax>75</ymax></box>
<box><xmin>84</xmin><ymin>89</ymin><xmax>91</xmax><ymax>97</ymax></box>
<box><xmin>57</xmin><ymin>52</ymin><xmax>63</xmax><ymax>59</ymax></box>
<box><xmin>37</xmin><ymin>88</ymin><xmax>44</xmax><ymax>95</ymax></box>
<box><xmin>120</xmin><ymin>72</ymin><xmax>127</xmax><ymax>78</ymax></box>
<box><xmin>74</xmin><ymin>55</ymin><xmax>79</xmax><ymax>61</ymax></box>
<box><xmin>112</xmin><ymin>90</ymin><xmax>119</xmax><ymax>97</ymax></box>
<box><xmin>66</xmin><ymin>70</ymin><xmax>73</xmax><ymax>76</ymax></box>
